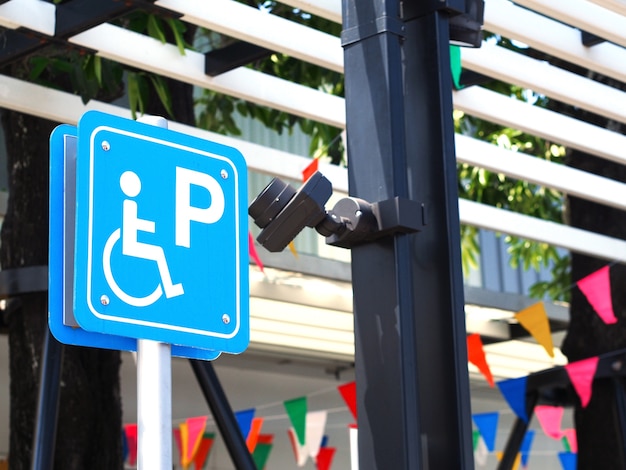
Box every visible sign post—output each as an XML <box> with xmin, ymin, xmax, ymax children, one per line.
<box><xmin>49</xmin><ymin>110</ymin><xmax>249</xmax><ymax>468</ymax></box>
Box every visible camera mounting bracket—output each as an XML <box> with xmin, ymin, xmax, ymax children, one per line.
<box><xmin>248</xmin><ymin>171</ymin><xmax>426</xmax><ymax>252</ymax></box>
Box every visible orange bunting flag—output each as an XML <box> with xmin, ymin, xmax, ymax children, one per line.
<box><xmin>288</xmin><ymin>240</ymin><xmax>299</xmax><ymax>258</ymax></box>
<box><xmin>565</xmin><ymin>356</ymin><xmax>599</xmax><ymax>408</ymax></box>
<box><xmin>576</xmin><ymin>265</ymin><xmax>617</xmax><ymax>324</ymax></box>
<box><xmin>246</xmin><ymin>417</ymin><xmax>264</xmax><ymax>453</ymax></box>
<box><xmin>467</xmin><ymin>333</ymin><xmax>495</xmax><ymax>387</ymax></box>
<box><xmin>495</xmin><ymin>451</ymin><xmax>521</xmax><ymax>470</ymax></box>
<box><xmin>515</xmin><ymin>302</ymin><xmax>554</xmax><ymax>358</ymax></box>
<box><xmin>249</xmin><ymin>232</ymin><xmax>265</xmax><ymax>273</ymax></box>
<box><xmin>194</xmin><ymin>433</ymin><xmax>215</xmax><ymax>470</ymax></box>
<box><xmin>180</xmin><ymin>422</ymin><xmax>190</xmax><ymax>468</ymax></box>
<box><xmin>302</xmin><ymin>158</ymin><xmax>319</xmax><ymax>182</ymax></box>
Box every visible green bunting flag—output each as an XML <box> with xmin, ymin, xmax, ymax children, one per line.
<box><xmin>252</xmin><ymin>443</ymin><xmax>273</xmax><ymax>470</ymax></box>
<box><xmin>284</xmin><ymin>396</ymin><xmax>307</xmax><ymax>446</ymax></box>
<box><xmin>450</xmin><ymin>45</ymin><xmax>463</xmax><ymax>90</ymax></box>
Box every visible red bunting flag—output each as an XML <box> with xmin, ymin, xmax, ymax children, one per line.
<box><xmin>535</xmin><ymin>405</ymin><xmax>564</xmax><ymax>439</ymax></box>
<box><xmin>194</xmin><ymin>434</ymin><xmax>215</xmax><ymax>470</ymax></box>
<box><xmin>287</xmin><ymin>428</ymin><xmax>308</xmax><ymax>466</ymax></box>
<box><xmin>565</xmin><ymin>356</ymin><xmax>599</xmax><ymax>408</ymax></box>
<box><xmin>316</xmin><ymin>447</ymin><xmax>336</xmax><ymax>470</ymax></box>
<box><xmin>124</xmin><ymin>424</ymin><xmax>138</xmax><ymax>467</ymax></box>
<box><xmin>249</xmin><ymin>232</ymin><xmax>265</xmax><ymax>273</ymax></box>
<box><xmin>467</xmin><ymin>333</ymin><xmax>495</xmax><ymax>387</ymax></box>
<box><xmin>338</xmin><ymin>381</ymin><xmax>357</xmax><ymax>421</ymax></box>
<box><xmin>576</xmin><ymin>265</ymin><xmax>617</xmax><ymax>324</ymax></box>
<box><xmin>302</xmin><ymin>158</ymin><xmax>319</xmax><ymax>182</ymax></box>
<box><xmin>257</xmin><ymin>434</ymin><xmax>274</xmax><ymax>445</ymax></box>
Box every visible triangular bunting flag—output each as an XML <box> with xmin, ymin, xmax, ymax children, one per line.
<box><xmin>194</xmin><ymin>433</ymin><xmax>215</xmax><ymax>470</ymax></box>
<box><xmin>565</xmin><ymin>356</ymin><xmax>599</xmax><ymax>407</ymax></box>
<box><xmin>515</xmin><ymin>302</ymin><xmax>554</xmax><ymax>357</ymax></box>
<box><xmin>306</xmin><ymin>410</ymin><xmax>328</xmax><ymax>459</ymax></box>
<box><xmin>338</xmin><ymin>381</ymin><xmax>357</xmax><ymax>421</ymax></box>
<box><xmin>497</xmin><ymin>376</ymin><xmax>529</xmax><ymax>422</ymax></box>
<box><xmin>287</xmin><ymin>428</ymin><xmax>309</xmax><ymax>466</ymax></box>
<box><xmin>248</xmin><ymin>232</ymin><xmax>265</xmax><ymax>273</ymax></box>
<box><xmin>349</xmin><ymin>425</ymin><xmax>358</xmax><ymax>470</ymax></box>
<box><xmin>472</xmin><ymin>429</ymin><xmax>480</xmax><ymax>451</ymax></box>
<box><xmin>535</xmin><ymin>405</ymin><xmax>564</xmax><ymax>439</ymax></box>
<box><xmin>474</xmin><ymin>435</ymin><xmax>488</xmax><ymax>467</ymax></box>
<box><xmin>562</xmin><ymin>428</ymin><xmax>577</xmax><ymax>453</ymax></box>
<box><xmin>472</xmin><ymin>412</ymin><xmax>499</xmax><ymax>452</ymax></box>
<box><xmin>124</xmin><ymin>424</ymin><xmax>138</xmax><ymax>467</ymax></box>
<box><xmin>247</xmin><ymin>417</ymin><xmax>264</xmax><ymax>453</ymax></box>
<box><xmin>558</xmin><ymin>452</ymin><xmax>577</xmax><ymax>470</ymax></box>
<box><xmin>180</xmin><ymin>422</ymin><xmax>190</xmax><ymax>469</ymax></box>
<box><xmin>173</xmin><ymin>427</ymin><xmax>182</xmax><ymax>462</ymax></box>
<box><xmin>253</xmin><ymin>442</ymin><xmax>273</xmax><ymax>470</ymax></box>
<box><xmin>288</xmin><ymin>240</ymin><xmax>299</xmax><ymax>258</ymax></box>
<box><xmin>450</xmin><ymin>45</ymin><xmax>464</xmax><ymax>90</ymax></box>
<box><xmin>520</xmin><ymin>430</ymin><xmax>535</xmax><ymax>468</ymax></box>
<box><xmin>284</xmin><ymin>397</ymin><xmax>307</xmax><ymax>446</ymax></box>
<box><xmin>235</xmin><ymin>408</ymin><xmax>256</xmax><ymax>440</ymax></box>
<box><xmin>302</xmin><ymin>159</ymin><xmax>319</xmax><ymax>182</ymax></box>
<box><xmin>257</xmin><ymin>434</ymin><xmax>274</xmax><ymax>445</ymax></box>
<box><xmin>495</xmin><ymin>451</ymin><xmax>521</xmax><ymax>470</ymax></box>
<box><xmin>577</xmin><ymin>265</ymin><xmax>617</xmax><ymax>324</ymax></box>
<box><xmin>184</xmin><ymin>416</ymin><xmax>208</xmax><ymax>467</ymax></box>
<box><xmin>316</xmin><ymin>447</ymin><xmax>336</xmax><ymax>470</ymax></box>
<box><xmin>467</xmin><ymin>333</ymin><xmax>495</xmax><ymax>387</ymax></box>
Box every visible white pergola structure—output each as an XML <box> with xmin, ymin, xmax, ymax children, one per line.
<box><xmin>1</xmin><ymin>0</ymin><xmax>626</xmax><ymax>460</ymax></box>
<box><xmin>1</xmin><ymin>0</ymin><xmax>626</xmax><ymax>376</ymax></box>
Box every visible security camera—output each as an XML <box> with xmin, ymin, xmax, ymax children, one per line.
<box><xmin>249</xmin><ymin>171</ymin><xmax>425</xmax><ymax>252</ymax></box>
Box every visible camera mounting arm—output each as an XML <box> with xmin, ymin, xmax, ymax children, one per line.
<box><xmin>249</xmin><ymin>171</ymin><xmax>425</xmax><ymax>252</ymax></box>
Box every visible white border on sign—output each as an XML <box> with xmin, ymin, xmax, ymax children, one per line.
<box><xmin>85</xmin><ymin>125</ymin><xmax>242</xmax><ymax>339</ymax></box>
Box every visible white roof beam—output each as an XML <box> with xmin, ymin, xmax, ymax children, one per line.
<box><xmin>588</xmin><ymin>0</ymin><xmax>626</xmax><ymax>16</ymax></box>
<box><xmin>69</xmin><ymin>23</ymin><xmax>346</xmax><ymax>129</ymax></box>
<box><xmin>154</xmin><ymin>0</ymin><xmax>343</xmax><ymax>73</ymax></box>
<box><xmin>456</xmin><ymin>134</ymin><xmax>626</xmax><ymax>212</ymax></box>
<box><xmin>276</xmin><ymin>0</ymin><xmax>341</xmax><ymax>23</ymax></box>
<box><xmin>462</xmin><ymin>42</ymin><xmax>626</xmax><ymax>125</ymax></box>
<box><xmin>454</xmin><ymin>86</ymin><xmax>626</xmax><ymax>165</ymax></box>
<box><xmin>459</xmin><ymin>199</ymin><xmax>626</xmax><ymax>263</ymax></box>
<box><xmin>485</xmin><ymin>0</ymin><xmax>626</xmax><ymax>83</ymax></box>
<box><xmin>513</xmin><ymin>0</ymin><xmax>626</xmax><ymax>49</ymax></box>
<box><xmin>0</xmin><ymin>0</ymin><xmax>55</xmax><ymax>34</ymax></box>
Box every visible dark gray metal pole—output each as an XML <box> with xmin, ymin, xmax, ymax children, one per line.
<box><xmin>189</xmin><ymin>360</ymin><xmax>256</xmax><ymax>470</ymax></box>
<box><xmin>341</xmin><ymin>1</ymin><xmax>474</xmax><ymax>468</ymax></box>
<box><xmin>31</xmin><ymin>328</ymin><xmax>64</xmax><ymax>470</ymax></box>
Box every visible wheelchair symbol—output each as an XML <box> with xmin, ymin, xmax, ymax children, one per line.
<box><xmin>103</xmin><ymin>171</ymin><xmax>184</xmax><ymax>307</ymax></box>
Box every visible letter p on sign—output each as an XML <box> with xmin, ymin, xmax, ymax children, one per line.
<box><xmin>175</xmin><ymin>167</ymin><xmax>225</xmax><ymax>248</ymax></box>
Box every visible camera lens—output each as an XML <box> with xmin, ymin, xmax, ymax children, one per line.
<box><xmin>248</xmin><ymin>178</ymin><xmax>297</xmax><ymax>228</ymax></box>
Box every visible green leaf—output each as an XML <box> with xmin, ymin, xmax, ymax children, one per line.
<box><xmin>148</xmin><ymin>75</ymin><xmax>174</xmax><ymax>118</ymax></box>
<box><xmin>166</xmin><ymin>18</ymin><xmax>187</xmax><ymax>56</ymax></box>
<box><xmin>146</xmin><ymin>14</ymin><xmax>166</xmax><ymax>43</ymax></box>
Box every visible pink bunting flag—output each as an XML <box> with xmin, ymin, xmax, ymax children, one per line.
<box><xmin>576</xmin><ymin>265</ymin><xmax>617</xmax><ymax>324</ymax></box>
<box><xmin>565</xmin><ymin>356</ymin><xmax>599</xmax><ymax>408</ymax></box>
<box><xmin>562</xmin><ymin>428</ymin><xmax>578</xmax><ymax>453</ymax></box>
<box><xmin>306</xmin><ymin>410</ymin><xmax>328</xmax><ymax>460</ymax></box>
<box><xmin>124</xmin><ymin>424</ymin><xmax>138</xmax><ymax>467</ymax></box>
<box><xmin>184</xmin><ymin>416</ymin><xmax>208</xmax><ymax>467</ymax></box>
<box><xmin>249</xmin><ymin>232</ymin><xmax>265</xmax><ymax>273</ymax></box>
<box><xmin>534</xmin><ymin>405</ymin><xmax>564</xmax><ymax>439</ymax></box>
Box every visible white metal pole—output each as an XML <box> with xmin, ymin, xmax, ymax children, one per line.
<box><xmin>136</xmin><ymin>115</ymin><xmax>172</xmax><ymax>470</ymax></box>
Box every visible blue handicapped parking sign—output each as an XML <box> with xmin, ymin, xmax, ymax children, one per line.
<box><xmin>68</xmin><ymin>111</ymin><xmax>249</xmax><ymax>354</ymax></box>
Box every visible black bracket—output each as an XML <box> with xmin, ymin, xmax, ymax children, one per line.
<box><xmin>205</xmin><ymin>41</ymin><xmax>273</xmax><ymax>77</ymax></box>
<box><xmin>249</xmin><ymin>171</ymin><xmax>425</xmax><ymax>252</ymax></box>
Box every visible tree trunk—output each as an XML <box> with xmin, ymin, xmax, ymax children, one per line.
<box><xmin>1</xmin><ymin>110</ymin><xmax>123</xmax><ymax>469</ymax></box>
